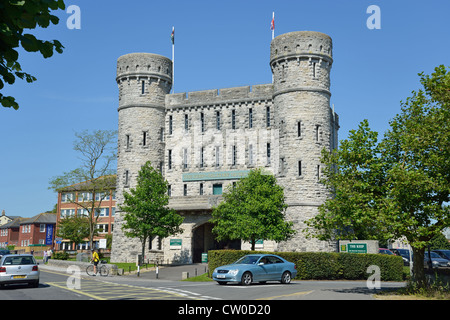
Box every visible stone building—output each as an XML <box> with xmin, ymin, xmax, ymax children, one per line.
<box><xmin>111</xmin><ymin>31</ymin><xmax>339</xmax><ymax>264</ymax></box>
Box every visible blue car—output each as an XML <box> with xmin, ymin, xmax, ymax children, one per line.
<box><xmin>212</xmin><ymin>254</ymin><xmax>297</xmax><ymax>285</ymax></box>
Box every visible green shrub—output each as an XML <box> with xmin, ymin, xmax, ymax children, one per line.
<box><xmin>52</xmin><ymin>251</ymin><xmax>69</xmax><ymax>260</ymax></box>
<box><xmin>207</xmin><ymin>250</ymin><xmax>404</xmax><ymax>281</ymax></box>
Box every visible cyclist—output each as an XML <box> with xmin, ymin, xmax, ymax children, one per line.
<box><xmin>91</xmin><ymin>249</ymin><xmax>100</xmax><ymax>275</ymax></box>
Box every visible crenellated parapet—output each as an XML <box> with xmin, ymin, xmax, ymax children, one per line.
<box><xmin>270</xmin><ymin>31</ymin><xmax>333</xmax><ymax>97</ymax></box>
<box><xmin>117</xmin><ymin>53</ymin><xmax>172</xmax><ymax>110</ymax></box>
<box><xmin>166</xmin><ymin>84</ymin><xmax>273</xmax><ymax>110</ymax></box>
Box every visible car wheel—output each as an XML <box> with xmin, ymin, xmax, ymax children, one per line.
<box><xmin>31</xmin><ymin>280</ymin><xmax>39</xmax><ymax>288</ymax></box>
<box><xmin>281</xmin><ymin>271</ymin><xmax>291</xmax><ymax>284</ymax></box>
<box><xmin>241</xmin><ymin>272</ymin><xmax>253</xmax><ymax>286</ymax></box>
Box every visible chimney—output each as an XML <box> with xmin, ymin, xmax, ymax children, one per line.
<box><xmin>1</xmin><ymin>210</ymin><xmax>4</xmax><ymax>216</ymax></box>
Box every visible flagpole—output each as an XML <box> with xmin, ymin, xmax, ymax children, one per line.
<box><xmin>271</xmin><ymin>12</ymin><xmax>275</xmax><ymax>83</ymax></box>
<box><xmin>171</xmin><ymin>26</ymin><xmax>175</xmax><ymax>93</ymax></box>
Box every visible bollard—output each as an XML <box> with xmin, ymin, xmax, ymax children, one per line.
<box><xmin>182</xmin><ymin>272</ymin><xmax>189</xmax><ymax>280</ymax></box>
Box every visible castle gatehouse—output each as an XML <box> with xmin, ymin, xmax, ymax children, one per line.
<box><xmin>110</xmin><ymin>31</ymin><xmax>339</xmax><ymax>264</ymax></box>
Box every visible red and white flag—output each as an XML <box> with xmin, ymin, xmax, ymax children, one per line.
<box><xmin>270</xmin><ymin>12</ymin><xmax>275</xmax><ymax>31</ymax></box>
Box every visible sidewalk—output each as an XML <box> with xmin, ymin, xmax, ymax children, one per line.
<box><xmin>121</xmin><ymin>263</ymin><xmax>209</xmax><ymax>281</ymax></box>
<box><xmin>39</xmin><ymin>259</ymin><xmax>209</xmax><ymax>281</ymax></box>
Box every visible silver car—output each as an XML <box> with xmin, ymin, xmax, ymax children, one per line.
<box><xmin>212</xmin><ymin>254</ymin><xmax>297</xmax><ymax>286</ymax></box>
<box><xmin>0</xmin><ymin>254</ymin><xmax>40</xmax><ymax>288</ymax></box>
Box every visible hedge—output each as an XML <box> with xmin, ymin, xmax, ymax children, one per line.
<box><xmin>207</xmin><ymin>250</ymin><xmax>404</xmax><ymax>281</ymax></box>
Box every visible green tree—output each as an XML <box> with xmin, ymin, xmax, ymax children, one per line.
<box><xmin>429</xmin><ymin>233</ymin><xmax>450</xmax><ymax>251</ymax></box>
<box><xmin>57</xmin><ymin>215</ymin><xmax>92</xmax><ymax>249</ymax></box>
<box><xmin>0</xmin><ymin>0</ymin><xmax>66</xmax><ymax>110</ymax></box>
<box><xmin>211</xmin><ymin>168</ymin><xmax>296</xmax><ymax>250</ymax></box>
<box><xmin>120</xmin><ymin>161</ymin><xmax>184</xmax><ymax>264</ymax></box>
<box><xmin>305</xmin><ymin>120</ymin><xmax>391</xmax><ymax>242</ymax></box>
<box><xmin>49</xmin><ymin>129</ymin><xmax>117</xmax><ymax>249</ymax></box>
<box><xmin>306</xmin><ymin>65</ymin><xmax>450</xmax><ymax>287</ymax></box>
<box><xmin>382</xmin><ymin>65</ymin><xmax>450</xmax><ymax>285</ymax></box>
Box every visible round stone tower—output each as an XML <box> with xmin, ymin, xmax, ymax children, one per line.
<box><xmin>271</xmin><ymin>31</ymin><xmax>336</xmax><ymax>252</ymax></box>
<box><xmin>111</xmin><ymin>53</ymin><xmax>172</xmax><ymax>262</ymax></box>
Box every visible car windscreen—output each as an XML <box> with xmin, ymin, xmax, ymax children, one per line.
<box><xmin>3</xmin><ymin>256</ymin><xmax>36</xmax><ymax>265</ymax></box>
<box><xmin>234</xmin><ymin>256</ymin><xmax>260</xmax><ymax>264</ymax></box>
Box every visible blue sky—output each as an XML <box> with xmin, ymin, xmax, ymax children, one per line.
<box><xmin>0</xmin><ymin>0</ymin><xmax>449</xmax><ymax>218</ymax></box>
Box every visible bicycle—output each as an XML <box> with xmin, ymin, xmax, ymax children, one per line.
<box><xmin>86</xmin><ymin>260</ymin><xmax>109</xmax><ymax>277</ymax></box>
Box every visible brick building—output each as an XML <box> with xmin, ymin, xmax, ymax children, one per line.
<box><xmin>0</xmin><ymin>213</ymin><xmax>56</xmax><ymax>251</ymax></box>
<box><xmin>56</xmin><ymin>178</ymin><xmax>116</xmax><ymax>250</ymax></box>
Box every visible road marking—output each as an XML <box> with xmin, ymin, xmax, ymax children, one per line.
<box><xmin>46</xmin><ymin>281</ymin><xmax>199</xmax><ymax>300</ymax></box>
<box><xmin>256</xmin><ymin>290</ymin><xmax>314</xmax><ymax>300</ymax></box>
<box><xmin>42</xmin><ymin>269</ymin><xmax>222</xmax><ymax>300</ymax></box>
<box><xmin>46</xmin><ymin>282</ymin><xmax>105</xmax><ymax>300</ymax></box>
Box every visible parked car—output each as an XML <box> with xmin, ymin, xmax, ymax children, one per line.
<box><xmin>0</xmin><ymin>249</ymin><xmax>10</xmax><ymax>259</ymax></box>
<box><xmin>0</xmin><ymin>254</ymin><xmax>39</xmax><ymax>288</ymax></box>
<box><xmin>424</xmin><ymin>251</ymin><xmax>450</xmax><ymax>268</ymax></box>
<box><xmin>391</xmin><ymin>248</ymin><xmax>411</xmax><ymax>266</ymax></box>
<box><xmin>433</xmin><ymin>250</ymin><xmax>450</xmax><ymax>261</ymax></box>
<box><xmin>378</xmin><ymin>248</ymin><xmax>394</xmax><ymax>255</ymax></box>
<box><xmin>212</xmin><ymin>254</ymin><xmax>297</xmax><ymax>286</ymax></box>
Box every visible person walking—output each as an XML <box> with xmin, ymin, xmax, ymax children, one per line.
<box><xmin>43</xmin><ymin>249</ymin><xmax>48</xmax><ymax>264</ymax></box>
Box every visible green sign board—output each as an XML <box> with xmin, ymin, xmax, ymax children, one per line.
<box><xmin>182</xmin><ymin>170</ymin><xmax>250</xmax><ymax>182</ymax></box>
<box><xmin>169</xmin><ymin>239</ymin><xmax>182</xmax><ymax>248</ymax></box>
<box><xmin>346</xmin><ymin>243</ymin><xmax>367</xmax><ymax>253</ymax></box>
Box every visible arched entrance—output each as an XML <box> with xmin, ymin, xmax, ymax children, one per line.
<box><xmin>192</xmin><ymin>222</ymin><xmax>241</xmax><ymax>263</ymax></box>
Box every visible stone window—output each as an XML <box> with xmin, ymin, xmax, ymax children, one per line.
<box><xmin>216</xmin><ymin>111</ymin><xmax>221</xmax><ymax>130</ymax></box>
<box><xmin>168</xmin><ymin>115</ymin><xmax>173</xmax><ymax>135</ymax></box>
<box><xmin>124</xmin><ymin>170</ymin><xmax>129</xmax><ymax>187</ymax></box>
<box><xmin>248</xmin><ymin>108</ymin><xmax>253</xmax><ymax>128</ymax></box>
<box><xmin>199</xmin><ymin>183</ymin><xmax>203</xmax><ymax>195</ymax></box>
<box><xmin>248</xmin><ymin>144</ymin><xmax>253</xmax><ymax>165</ymax></box>
<box><xmin>213</xmin><ymin>184</ymin><xmax>222</xmax><ymax>195</ymax></box>
<box><xmin>280</xmin><ymin>157</ymin><xmax>285</xmax><ymax>175</ymax></box>
<box><xmin>183</xmin><ymin>184</ymin><xmax>187</xmax><ymax>196</ymax></box>
<box><xmin>184</xmin><ymin>114</ymin><xmax>189</xmax><ymax>132</ymax></box>
<box><xmin>142</xmin><ymin>131</ymin><xmax>147</xmax><ymax>146</ymax></box>
<box><xmin>231</xmin><ymin>109</ymin><xmax>236</xmax><ymax>129</ymax></box>
<box><xmin>232</xmin><ymin>145</ymin><xmax>236</xmax><ymax>166</ymax></box>
<box><xmin>315</xmin><ymin>125</ymin><xmax>321</xmax><ymax>142</ymax></box>
<box><xmin>125</xmin><ymin>134</ymin><xmax>130</xmax><ymax>149</ymax></box>
<box><xmin>266</xmin><ymin>106</ymin><xmax>271</xmax><ymax>127</ymax></box>
<box><xmin>168</xmin><ymin>150</ymin><xmax>172</xmax><ymax>170</ymax></box>
<box><xmin>183</xmin><ymin>148</ymin><xmax>188</xmax><ymax>169</ymax></box>
<box><xmin>298</xmin><ymin>161</ymin><xmax>302</xmax><ymax>176</ymax></box>
<box><xmin>266</xmin><ymin>143</ymin><xmax>271</xmax><ymax>165</ymax></box>
<box><xmin>200</xmin><ymin>147</ymin><xmax>204</xmax><ymax>168</ymax></box>
<box><xmin>215</xmin><ymin>146</ymin><xmax>220</xmax><ymax>167</ymax></box>
<box><xmin>200</xmin><ymin>112</ymin><xmax>205</xmax><ymax>133</ymax></box>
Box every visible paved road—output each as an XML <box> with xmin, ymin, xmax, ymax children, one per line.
<box><xmin>36</xmin><ymin>262</ymin><xmax>406</xmax><ymax>301</ymax></box>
